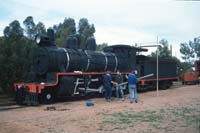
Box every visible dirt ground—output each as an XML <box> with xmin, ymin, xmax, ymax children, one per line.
<box><xmin>0</xmin><ymin>83</ymin><xmax>200</xmax><ymax>133</ymax></box>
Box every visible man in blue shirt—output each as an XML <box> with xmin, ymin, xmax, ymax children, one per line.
<box><xmin>128</xmin><ymin>71</ymin><xmax>138</xmax><ymax>103</ymax></box>
<box><xmin>103</xmin><ymin>72</ymin><xmax>116</xmax><ymax>102</ymax></box>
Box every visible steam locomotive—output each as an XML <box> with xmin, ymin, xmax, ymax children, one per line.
<box><xmin>14</xmin><ymin>29</ymin><xmax>177</xmax><ymax>105</ymax></box>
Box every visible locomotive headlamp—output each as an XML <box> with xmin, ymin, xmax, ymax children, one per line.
<box><xmin>35</xmin><ymin>35</ymin><xmax>41</xmax><ymax>44</ymax></box>
<box><xmin>35</xmin><ymin>35</ymin><xmax>51</xmax><ymax>46</ymax></box>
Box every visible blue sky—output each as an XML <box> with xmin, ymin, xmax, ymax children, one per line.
<box><xmin>0</xmin><ymin>0</ymin><xmax>200</xmax><ymax>59</ymax></box>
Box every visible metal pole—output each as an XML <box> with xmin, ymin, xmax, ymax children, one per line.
<box><xmin>156</xmin><ymin>36</ymin><xmax>159</xmax><ymax>96</ymax></box>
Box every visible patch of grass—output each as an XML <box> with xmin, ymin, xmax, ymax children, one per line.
<box><xmin>100</xmin><ymin>100</ymin><xmax>200</xmax><ymax>132</ymax></box>
<box><xmin>151</xmin><ymin>124</ymin><xmax>168</xmax><ymax>130</ymax></box>
<box><xmin>195</xmin><ymin>115</ymin><xmax>200</xmax><ymax>132</ymax></box>
<box><xmin>126</xmin><ymin>113</ymin><xmax>146</xmax><ymax>120</ymax></box>
<box><xmin>101</xmin><ymin>110</ymin><xmax>164</xmax><ymax>131</ymax></box>
<box><xmin>166</xmin><ymin>105</ymin><xmax>200</xmax><ymax>131</ymax></box>
<box><xmin>160</xmin><ymin>108</ymin><xmax>165</xmax><ymax>113</ymax></box>
<box><xmin>47</xmin><ymin>128</ymin><xmax>54</xmax><ymax>133</ymax></box>
<box><xmin>143</xmin><ymin>113</ymin><xmax>163</xmax><ymax>122</ymax></box>
<box><xmin>102</xmin><ymin>118</ymin><xmax>116</xmax><ymax>125</ymax></box>
<box><xmin>137</xmin><ymin>130</ymin><xmax>145</xmax><ymax>133</ymax></box>
<box><xmin>118</xmin><ymin>117</ymin><xmax>131</xmax><ymax>124</ymax></box>
<box><xmin>171</xmin><ymin>119</ymin><xmax>177</xmax><ymax>122</ymax></box>
<box><xmin>144</xmin><ymin>110</ymin><xmax>157</xmax><ymax>114</ymax></box>
<box><xmin>40</xmin><ymin>129</ymin><xmax>65</xmax><ymax>133</ymax></box>
<box><xmin>111</xmin><ymin>111</ymin><xmax>163</xmax><ymax>123</ymax></box>
<box><xmin>137</xmin><ymin>129</ymin><xmax>153</xmax><ymax>133</ymax></box>
<box><xmin>167</xmin><ymin>106</ymin><xmax>198</xmax><ymax>124</ymax></box>
<box><xmin>112</xmin><ymin>126</ymin><xmax>126</xmax><ymax>130</ymax></box>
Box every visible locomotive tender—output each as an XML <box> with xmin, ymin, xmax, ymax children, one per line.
<box><xmin>14</xmin><ymin>29</ymin><xmax>177</xmax><ymax>105</ymax></box>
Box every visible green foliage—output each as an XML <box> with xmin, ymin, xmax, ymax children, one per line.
<box><xmin>0</xmin><ymin>20</ymin><xmax>36</xmax><ymax>96</ymax></box>
<box><xmin>194</xmin><ymin>37</ymin><xmax>200</xmax><ymax>58</ymax></box>
<box><xmin>180</xmin><ymin>42</ymin><xmax>194</xmax><ymax>62</ymax></box>
<box><xmin>180</xmin><ymin>37</ymin><xmax>200</xmax><ymax>63</ymax></box>
<box><xmin>3</xmin><ymin>20</ymin><xmax>23</xmax><ymax>39</ymax></box>
<box><xmin>35</xmin><ymin>22</ymin><xmax>46</xmax><ymax>35</ymax></box>
<box><xmin>150</xmin><ymin>39</ymin><xmax>171</xmax><ymax>58</ymax></box>
<box><xmin>53</xmin><ymin>18</ymin><xmax>76</xmax><ymax>47</ymax></box>
<box><xmin>23</xmin><ymin>16</ymin><xmax>46</xmax><ymax>40</ymax></box>
<box><xmin>53</xmin><ymin>18</ymin><xmax>95</xmax><ymax>48</ymax></box>
<box><xmin>23</xmin><ymin>16</ymin><xmax>36</xmax><ymax>40</ymax></box>
<box><xmin>0</xmin><ymin>36</ymin><xmax>35</xmax><ymax>96</ymax></box>
<box><xmin>96</xmin><ymin>43</ymin><xmax>108</xmax><ymax>51</ymax></box>
<box><xmin>78</xmin><ymin>18</ymin><xmax>95</xmax><ymax>49</ymax></box>
<box><xmin>179</xmin><ymin>37</ymin><xmax>200</xmax><ymax>74</ymax></box>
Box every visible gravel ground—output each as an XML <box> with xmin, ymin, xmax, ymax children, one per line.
<box><xmin>0</xmin><ymin>83</ymin><xmax>200</xmax><ymax>133</ymax></box>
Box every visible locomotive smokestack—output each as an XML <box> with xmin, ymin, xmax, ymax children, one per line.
<box><xmin>47</xmin><ymin>28</ymin><xmax>55</xmax><ymax>46</ymax></box>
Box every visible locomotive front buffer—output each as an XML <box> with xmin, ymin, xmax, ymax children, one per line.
<box><xmin>14</xmin><ymin>83</ymin><xmax>44</xmax><ymax>105</ymax></box>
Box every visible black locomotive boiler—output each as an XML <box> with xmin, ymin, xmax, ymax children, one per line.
<box><xmin>14</xmin><ymin>29</ymin><xmax>177</xmax><ymax>105</ymax></box>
